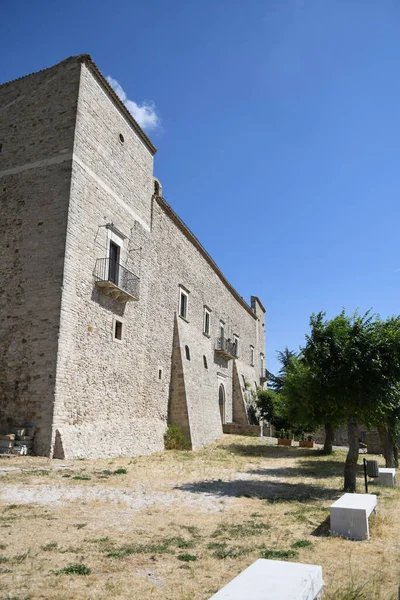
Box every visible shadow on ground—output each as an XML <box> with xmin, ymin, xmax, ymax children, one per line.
<box><xmin>176</xmin><ymin>479</ymin><xmax>341</xmax><ymax>503</ymax></box>
<box><xmin>248</xmin><ymin>459</ymin><xmax>364</xmax><ymax>480</ymax></box>
<box><xmin>311</xmin><ymin>516</ymin><xmax>331</xmax><ymax>537</ymax></box>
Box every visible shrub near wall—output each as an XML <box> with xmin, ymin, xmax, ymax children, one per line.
<box><xmin>164</xmin><ymin>425</ymin><xmax>191</xmax><ymax>450</ymax></box>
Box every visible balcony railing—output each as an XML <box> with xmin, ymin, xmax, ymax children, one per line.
<box><xmin>94</xmin><ymin>257</ymin><xmax>140</xmax><ymax>302</ymax></box>
<box><xmin>215</xmin><ymin>337</ymin><xmax>238</xmax><ymax>360</ymax></box>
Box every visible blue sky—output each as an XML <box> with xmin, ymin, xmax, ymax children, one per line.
<box><xmin>2</xmin><ymin>0</ymin><xmax>400</xmax><ymax>375</ymax></box>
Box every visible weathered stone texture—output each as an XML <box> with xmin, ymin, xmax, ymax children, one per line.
<box><xmin>1</xmin><ymin>55</ymin><xmax>267</xmax><ymax>458</ymax></box>
<box><xmin>0</xmin><ymin>58</ymin><xmax>81</xmax><ymax>454</ymax></box>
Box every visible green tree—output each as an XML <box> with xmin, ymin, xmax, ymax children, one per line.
<box><xmin>303</xmin><ymin>311</ymin><xmax>400</xmax><ymax>492</ymax></box>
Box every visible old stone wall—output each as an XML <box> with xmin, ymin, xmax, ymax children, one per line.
<box><xmin>148</xmin><ymin>197</ymin><xmax>266</xmax><ymax>450</ymax></box>
<box><xmin>52</xmin><ymin>62</ymin><xmax>162</xmax><ymax>458</ymax></box>
<box><xmin>0</xmin><ymin>58</ymin><xmax>81</xmax><ymax>454</ymax></box>
<box><xmin>1</xmin><ymin>55</ymin><xmax>267</xmax><ymax>459</ymax></box>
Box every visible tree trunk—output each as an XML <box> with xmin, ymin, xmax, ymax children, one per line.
<box><xmin>344</xmin><ymin>416</ymin><xmax>359</xmax><ymax>492</ymax></box>
<box><xmin>323</xmin><ymin>423</ymin><xmax>335</xmax><ymax>455</ymax></box>
<box><xmin>377</xmin><ymin>424</ymin><xmax>396</xmax><ymax>468</ymax></box>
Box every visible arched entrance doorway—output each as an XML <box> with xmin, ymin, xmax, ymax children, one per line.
<box><xmin>218</xmin><ymin>383</ymin><xmax>226</xmax><ymax>424</ymax></box>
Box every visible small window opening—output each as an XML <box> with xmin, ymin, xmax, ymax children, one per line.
<box><xmin>0</xmin><ymin>143</ymin><xmax>2</xmax><ymax>153</ymax></box>
<box><xmin>179</xmin><ymin>289</ymin><xmax>188</xmax><ymax>319</ymax></box>
<box><xmin>154</xmin><ymin>180</ymin><xmax>160</xmax><ymax>195</ymax></box>
<box><xmin>119</xmin><ymin>133</ymin><xmax>125</xmax><ymax>144</ymax></box>
<box><xmin>203</xmin><ymin>307</ymin><xmax>211</xmax><ymax>336</ymax></box>
<box><xmin>233</xmin><ymin>335</ymin><xmax>239</xmax><ymax>357</ymax></box>
<box><xmin>158</xmin><ymin>368</ymin><xmax>163</xmax><ymax>380</ymax></box>
<box><xmin>250</xmin><ymin>345</ymin><xmax>254</xmax><ymax>366</ymax></box>
<box><xmin>185</xmin><ymin>345</ymin><xmax>191</xmax><ymax>361</ymax></box>
<box><xmin>114</xmin><ymin>320</ymin><xmax>123</xmax><ymax>340</ymax></box>
<box><xmin>203</xmin><ymin>355</ymin><xmax>208</xmax><ymax>369</ymax></box>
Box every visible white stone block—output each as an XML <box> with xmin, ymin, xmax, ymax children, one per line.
<box><xmin>376</xmin><ymin>468</ymin><xmax>396</xmax><ymax>487</ymax></box>
<box><xmin>208</xmin><ymin>558</ymin><xmax>324</xmax><ymax>600</ymax></box>
<box><xmin>330</xmin><ymin>493</ymin><xmax>377</xmax><ymax>540</ymax></box>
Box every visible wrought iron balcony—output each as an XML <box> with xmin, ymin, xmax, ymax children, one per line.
<box><xmin>94</xmin><ymin>258</ymin><xmax>140</xmax><ymax>302</ymax></box>
<box><xmin>215</xmin><ymin>337</ymin><xmax>238</xmax><ymax>360</ymax></box>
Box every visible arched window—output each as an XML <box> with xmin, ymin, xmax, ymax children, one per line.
<box><xmin>218</xmin><ymin>384</ymin><xmax>226</xmax><ymax>424</ymax></box>
<box><xmin>203</xmin><ymin>355</ymin><xmax>208</xmax><ymax>369</ymax></box>
<box><xmin>185</xmin><ymin>345</ymin><xmax>191</xmax><ymax>361</ymax></box>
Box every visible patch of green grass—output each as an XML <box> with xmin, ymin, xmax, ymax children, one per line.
<box><xmin>292</xmin><ymin>539</ymin><xmax>312</xmax><ymax>549</ymax></box>
<box><xmin>179</xmin><ymin>525</ymin><xmax>200</xmax><ymax>537</ymax></box>
<box><xmin>56</xmin><ymin>562</ymin><xmax>91</xmax><ymax>575</ymax></box>
<box><xmin>250</xmin><ymin>512</ymin><xmax>263</xmax><ymax>518</ymax></box>
<box><xmin>100</xmin><ymin>468</ymin><xmax>128</xmax><ymax>477</ymax></box>
<box><xmin>41</xmin><ymin>541</ymin><xmax>58</xmax><ymax>551</ymax></box>
<box><xmin>177</xmin><ymin>553</ymin><xmax>197</xmax><ymax>562</ymax></box>
<box><xmin>0</xmin><ymin>544</ymin><xmax>7</xmax><ymax>550</ymax></box>
<box><xmin>113</xmin><ymin>468</ymin><xmax>128</xmax><ymax>475</ymax></box>
<box><xmin>260</xmin><ymin>549</ymin><xmax>298</xmax><ymax>560</ymax></box>
<box><xmin>161</xmin><ymin>535</ymin><xmax>195</xmax><ymax>549</ymax></box>
<box><xmin>207</xmin><ymin>542</ymin><xmax>249</xmax><ymax>560</ymax></box>
<box><xmin>86</xmin><ymin>537</ymin><xmax>109</xmax><ymax>544</ymax></box>
<box><xmin>285</xmin><ymin>504</ymin><xmax>328</xmax><ymax>525</ymax></box>
<box><xmin>60</xmin><ymin>546</ymin><xmax>84</xmax><ymax>554</ymax></box>
<box><xmin>106</xmin><ymin>542</ymin><xmax>172</xmax><ymax>559</ymax></box>
<box><xmin>72</xmin><ymin>475</ymin><xmax>91</xmax><ymax>481</ymax></box>
<box><xmin>3</xmin><ymin>504</ymin><xmax>19</xmax><ymax>511</ymax></box>
<box><xmin>212</xmin><ymin>520</ymin><xmax>270</xmax><ymax>539</ymax></box>
<box><xmin>31</xmin><ymin>470</ymin><xmax>50</xmax><ymax>476</ymax></box>
<box><xmin>62</xmin><ymin>474</ymin><xmax>71</xmax><ymax>478</ymax></box>
<box><xmin>73</xmin><ymin>523</ymin><xmax>87</xmax><ymax>529</ymax></box>
<box><xmin>0</xmin><ymin>552</ymin><xmax>29</xmax><ymax>565</ymax></box>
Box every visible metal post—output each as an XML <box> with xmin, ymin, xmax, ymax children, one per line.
<box><xmin>363</xmin><ymin>458</ymin><xmax>368</xmax><ymax>494</ymax></box>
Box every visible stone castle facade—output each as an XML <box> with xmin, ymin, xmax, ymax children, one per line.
<box><xmin>0</xmin><ymin>55</ymin><xmax>266</xmax><ymax>458</ymax></box>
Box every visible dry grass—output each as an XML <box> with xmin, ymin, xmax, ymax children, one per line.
<box><xmin>0</xmin><ymin>435</ymin><xmax>399</xmax><ymax>599</ymax></box>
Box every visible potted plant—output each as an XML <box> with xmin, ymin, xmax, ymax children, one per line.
<box><xmin>299</xmin><ymin>434</ymin><xmax>315</xmax><ymax>448</ymax></box>
<box><xmin>277</xmin><ymin>429</ymin><xmax>293</xmax><ymax>446</ymax></box>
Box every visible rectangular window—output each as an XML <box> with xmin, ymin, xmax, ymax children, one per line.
<box><xmin>220</xmin><ymin>321</ymin><xmax>225</xmax><ymax>340</ymax></box>
<box><xmin>203</xmin><ymin>307</ymin><xmax>211</xmax><ymax>336</ymax></box>
<box><xmin>179</xmin><ymin>289</ymin><xmax>188</xmax><ymax>319</ymax></box>
<box><xmin>233</xmin><ymin>334</ymin><xmax>239</xmax><ymax>357</ymax></box>
<box><xmin>114</xmin><ymin>320</ymin><xmax>123</xmax><ymax>340</ymax></box>
<box><xmin>260</xmin><ymin>353</ymin><xmax>265</xmax><ymax>377</ymax></box>
<box><xmin>250</xmin><ymin>345</ymin><xmax>254</xmax><ymax>366</ymax></box>
<box><xmin>108</xmin><ymin>241</ymin><xmax>120</xmax><ymax>285</ymax></box>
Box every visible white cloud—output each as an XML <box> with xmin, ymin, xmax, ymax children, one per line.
<box><xmin>106</xmin><ymin>76</ymin><xmax>160</xmax><ymax>132</ymax></box>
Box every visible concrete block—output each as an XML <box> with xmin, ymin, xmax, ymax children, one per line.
<box><xmin>330</xmin><ymin>493</ymin><xmax>377</xmax><ymax>540</ymax></box>
<box><xmin>208</xmin><ymin>558</ymin><xmax>324</xmax><ymax>599</ymax></box>
<box><xmin>376</xmin><ymin>468</ymin><xmax>396</xmax><ymax>487</ymax></box>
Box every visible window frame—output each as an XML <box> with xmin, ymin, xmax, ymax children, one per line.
<box><xmin>250</xmin><ymin>345</ymin><xmax>254</xmax><ymax>366</ymax></box>
<box><xmin>203</xmin><ymin>306</ymin><xmax>211</xmax><ymax>337</ymax></box>
<box><xmin>233</xmin><ymin>334</ymin><xmax>239</xmax><ymax>357</ymax></box>
<box><xmin>113</xmin><ymin>318</ymin><xmax>124</xmax><ymax>343</ymax></box>
<box><xmin>178</xmin><ymin>288</ymin><xmax>189</xmax><ymax>320</ymax></box>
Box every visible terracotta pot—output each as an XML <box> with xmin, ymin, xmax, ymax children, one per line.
<box><xmin>299</xmin><ymin>440</ymin><xmax>314</xmax><ymax>448</ymax></box>
<box><xmin>277</xmin><ymin>438</ymin><xmax>292</xmax><ymax>446</ymax></box>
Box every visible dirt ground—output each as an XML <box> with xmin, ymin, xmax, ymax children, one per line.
<box><xmin>0</xmin><ymin>435</ymin><xmax>399</xmax><ymax>600</ymax></box>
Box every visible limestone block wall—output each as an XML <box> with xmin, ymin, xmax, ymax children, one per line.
<box><xmin>52</xmin><ymin>62</ymin><xmax>162</xmax><ymax>458</ymax></box>
<box><xmin>0</xmin><ymin>54</ymin><xmax>267</xmax><ymax>458</ymax></box>
<box><xmin>0</xmin><ymin>58</ymin><xmax>81</xmax><ymax>454</ymax></box>
<box><xmin>147</xmin><ymin>197</ymin><xmax>267</xmax><ymax>449</ymax></box>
